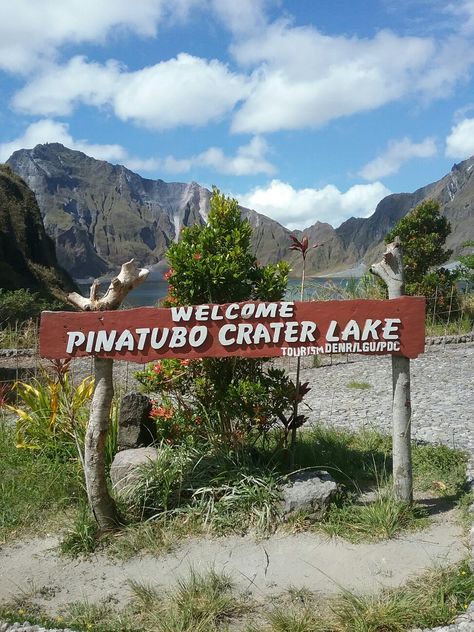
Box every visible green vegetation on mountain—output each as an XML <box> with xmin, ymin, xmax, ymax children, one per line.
<box><xmin>0</xmin><ymin>163</ymin><xmax>76</xmax><ymax>303</ymax></box>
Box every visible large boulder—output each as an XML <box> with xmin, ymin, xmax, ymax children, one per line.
<box><xmin>280</xmin><ymin>470</ymin><xmax>338</xmax><ymax>520</ymax></box>
<box><xmin>110</xmin><ymin>447</ymin><xmax>158</xmax><ymax>496</ymax></box>
<box><xmin>117</xmin><ymin>392</ymin><xmax>155</xmax><ymax>450</ymax></box>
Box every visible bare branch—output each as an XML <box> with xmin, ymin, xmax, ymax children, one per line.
<box><xmin>370</xmin><ymin>236</ymin><xmax>404</xmax><ymax>298</ymax></box>
<box><xmin>67</xmin><ymin>259</ymin><xmax>150</xmax><ymax>312</ymax></box>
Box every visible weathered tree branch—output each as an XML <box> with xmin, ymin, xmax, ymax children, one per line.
<box><xmin>370</xmin><ymin>236</ymin><xmax>405</xmax><ymax>298</ymax></box>
<box><xmin>371</xmin><ymin>237</ymin><xmax>413</xmax><ymax>504</ymax></box>
<box><xmin>69</xmin><ymin>260</ymin><xmax>149</xmax><ymax>531</ymax></box>
<box><xmin>67</xmin><ymin>259</ymin><xmax>149</xmax><ymax>311</ymax></box>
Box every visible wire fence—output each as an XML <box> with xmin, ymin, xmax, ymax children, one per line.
<box><xmin>0</xmin><ymin>285</ymin><xmax>472</xmax><ymax>402</ymax></box>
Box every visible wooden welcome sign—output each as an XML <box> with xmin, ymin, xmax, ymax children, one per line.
<box><xmin>40</xmin><ymin>296</ymin><xmax>425</xmax><ymax>362</ymax></box>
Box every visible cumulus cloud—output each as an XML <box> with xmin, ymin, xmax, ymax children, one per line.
<box><xmin>163</xmin><ymin>136</ymin><xmax>275</xmax><ymax>175</ymax></box>
<box><xmin>13</xmin><ymin>54</ymin><xmax>250</xmax><ymax>130</ymax></box>
<box><xmin>359</xmin><ymin>137</ymin><xmax>437</xmax><ymax>181</ymax></box>
<box><xmin>0</xmin><ymin>0</ymin><xmax>163</xmax><ymax>73</ymax></box>
<box><xmin>230</xmin><ymin>22</ymin><xmax>474</xmax><ymax>134</ymax></box>
<box><xmin>445</xmin><ymin>118</ymin><xmax>474</xmax><ymax>158</ymax></box>
<box><xmin>0</xmin><ymin>120</ymin><xmax>273</xmax><ymax>178</ymax></box>
<box><xmin>239</xmin><ymin>179</ymin><xmax>391</xmax><ymax>230</ymax></box>
<box><xmin>0</xmin><ymin>119</ymin><xmax>128</xmax><ymax>163</ymax></box>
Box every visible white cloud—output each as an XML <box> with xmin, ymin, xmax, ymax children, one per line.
<box><xmin>0</xmin><ymin>119</ymin><xmax>128</xmax><ymax>163</ymax></box>
<box><xmin>230</xmin><ymin>22</ymin><xmax>474</xmax><ymax>134</ymax></box>
<box><xmin>0</xmin><ymin>0</ymin><xmax>204</xmax><ymax>74</ymax></box>
<box><xmin>12</xmin><ymin>57</ymin><xmax>123</xmax><ymax>116</ymax></box>
<box><xmin>13</xmin><ymin>54</ymin><xmax>250</xmax><ymax>130</ymax></box>
<box><xmin>230</xmin><ymin>25</ymin><xmax>434</xmax><ymax>133</ymax></box>
<box><xmin>163</xmin><ymin>136</ymin><xmax>275</xmax><ymax>176</ymax></box>
<box><xmin>445</xmin><ymin>118</ymin><xmax>474</xmax><ymax>158</ymax></box>
<box><xmin>113</xmin><ymin>54</ymin><xmax>249</xmax><ymax>129</ymax></box>
<box><xmin>0</xmin><ymin>120</ymin><xmax>273</xmax><ymax>178</ymax></box>
<box><xmin>0</xmin><ymin>0</ymin><xmax>165</xmax><ymax>74</ymax></box>
<box><xmin>239</xmin><ymin>179</ymin><xmax>391</xmax><ymax>230</ymax></box>
<box><xmin>359</xmin><ymin>137</ymin><xmax>437</xmax><ymax>181</ymax></box>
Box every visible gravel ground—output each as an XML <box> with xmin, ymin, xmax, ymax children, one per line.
<box><xmin>299</xmin><ymin>342</ymin><xmax>474</xmax><ymax>456</ymax></box>
<box><xmin>1</xmin><ymin>342</ymin><xmax>473</xmax><ymax>632</ymax></box>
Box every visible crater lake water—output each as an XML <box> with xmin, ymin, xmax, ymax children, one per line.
<box><xmin>79</xmin><ymin>262</ymin><xmax>355</xmax><ymax>307</ymax></box>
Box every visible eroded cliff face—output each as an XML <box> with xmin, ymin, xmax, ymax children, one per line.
<box><xmin>7</xmin><ymin>143</ymin><xmax>474</xmax><ymax>280</ymax></box>
<box><xmin>0</xmin><ymin>164</ymin><xmax>75</xmax><ymax>297</ymax></box>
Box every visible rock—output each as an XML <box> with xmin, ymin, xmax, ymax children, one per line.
<box><xmin>280</xmin><ymin>470</ymin><xmax>338</xmax><ymax>519</ymax></box>
<box><xmin>117</xmin><ymin>392</ymin><xmax>155</xmax><ymax>450</ymax></box>
<box><xmin>110</xmin><ymin>447</ymin><xmax>158</xmax><ymax>496</ymax></box>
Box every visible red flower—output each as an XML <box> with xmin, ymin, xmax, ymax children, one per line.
<box><xmin>153</xmin><ymin>363</ymin><xmax>162</xmax><ymax>374</ymax></box>
<box><xmin>163</xmin><ymin>268</ymin><xmax>174</xmax><ymax>281</ymax></box>
<box><xmin>152</xmin><ymin>406</ymin><xmax>174</xmax><ymax>419</ymax></box>
<box><xmin>180</xmin><ymin>359</ymin><xmax>190</xmax><ymax>367</ymax></box>
<box><xmin>193</xmin><ymin>252</ymin><xmax>202</xmax><ymax>260</ymax></box>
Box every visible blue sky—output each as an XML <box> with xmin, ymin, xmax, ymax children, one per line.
<box><xmin>1</xmin><ymin>0</ymin><xmax>474</xmax><ymax>230</ymax></box>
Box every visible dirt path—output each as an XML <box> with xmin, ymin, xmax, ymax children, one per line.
<box><xmin>0</xmin><ymin>508</ymin><xmax>465</xmax><ymax>616</ymax></box>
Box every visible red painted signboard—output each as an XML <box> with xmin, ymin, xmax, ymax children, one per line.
<box><xmin>39</xmin><ymin>297</ymin><xmax>425</xmax><ymax>362</ymax></box>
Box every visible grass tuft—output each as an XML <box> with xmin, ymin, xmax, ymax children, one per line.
<box><xmin>346</xmin><ymin>381</ymin><xmax>371</xmax><ymax>389</ymax></box>
<box><xmin>321</xmin><ymin>491</ymin><xmax>429</xmax><ymax>542</ymax></box>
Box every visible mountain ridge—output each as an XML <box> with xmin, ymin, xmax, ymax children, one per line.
<box><xmin>6</xmin><ymin>144</ymin><xmax>474</xmax><ymax>280</ymax></box>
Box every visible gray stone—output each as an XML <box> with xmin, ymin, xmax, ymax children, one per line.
<box><xmin>280</xmin><ymin>470</ymin><xmax>338</xmax><ymax>519</ymax></box>
<box><xmin>110</xmin><ymin>447</ymin><xmax>158</xmax><ymax>495</ymax></box>
<box><xmin>117</xmin><ymin>392</ymin><xmax>155</xmax><ymax>450</ymax></box>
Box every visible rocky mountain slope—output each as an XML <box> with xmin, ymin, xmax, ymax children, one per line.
<box><xmin>7</xmin><ymin>144</ymin><xmax>290</xmax><ymax>279</ymax></box>
<box><xmin>0</xmin><ymin>164</ymin><xmax>76</xmax><ymax>297</ymax></box>
<box><xmin>7</xmin><ymin>144</ymin><xmax>474</xmax><ymax>279</ymax></box>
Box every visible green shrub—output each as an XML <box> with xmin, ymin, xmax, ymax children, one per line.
<box><xmin>0</xmin><ymin>288</ymin><xmax>62</xmax><ymax>326</ymax></box>
<box><xmin>136</xmin><ymin>188</ymin><xmax>311</xmax><ymax>447</ymax></box>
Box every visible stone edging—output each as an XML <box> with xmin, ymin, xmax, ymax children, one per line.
<box><xmin>425</xmin><ymin>333</ymin><xmax>474</xmax><ymax>345</ymax></box>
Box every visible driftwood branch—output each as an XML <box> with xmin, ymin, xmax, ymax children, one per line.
<box><xmin>68</xmin><ymin>259</ymin><xmax>149</xmax><ymax>311</ymax></box>
<box><xmin>371</xmin><ymin>237</ymin><xmax>413</xmax><ymax>504</ymax></box>
<box><xmin>370</xmin><ymin>236</ymin><xmax>404</xmax><ymax>298</ymax></box>
<box><xmin>69</xmin><ymin>260</ymin><xmax>149</xmax><ymax>530</ymax></box>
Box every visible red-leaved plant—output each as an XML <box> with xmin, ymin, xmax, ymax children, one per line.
<box><xmin>289</xmin><ymin>235</ymin><xmax>320</xmax><ymax>447</ymax></box>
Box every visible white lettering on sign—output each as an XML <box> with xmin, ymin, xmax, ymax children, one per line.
<box><xmin>57</xmin><ymin>301</ymin><xmax>412</xmax><ymax>360</ymax></box>
<box><xmin>170</xmin><ymin>301</ymin><xmax>295</xmax><ymax>323</ymax></box>
<box><xmin>324</xmin><ymin>318</ymin><xmax>401</xmax><ymax>343</ymax></box>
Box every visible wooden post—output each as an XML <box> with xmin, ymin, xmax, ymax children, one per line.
<box><xmin>68</xmin><ymin>259</ymin><xmax>149</xmax><ymax>530</ymax></box>
<box><xmin>371</xmin><ymin>237</ymin><xmax>413</xmax><ymax>503</ymax></box>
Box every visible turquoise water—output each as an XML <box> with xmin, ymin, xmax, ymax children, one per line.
<box><xmin>80</xmin><ymin>265</ymin><xmax>353</xmax><ymax>308</ymax></box>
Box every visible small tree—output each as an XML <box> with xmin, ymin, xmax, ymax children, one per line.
<box><xmin>138</xmin><ymin>188</ymin><xmax>301</xmax><ymax>447</ymax></box>
<box><xmin>384</xmin><ymin>199</ymin><xmax>459</xmax><ymax>319</ymax></box>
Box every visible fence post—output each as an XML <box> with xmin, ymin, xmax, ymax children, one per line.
<box><xmin>371</xmin><ymin>237</ymin><xmax>413</xmax><ymax>503</ymax></box>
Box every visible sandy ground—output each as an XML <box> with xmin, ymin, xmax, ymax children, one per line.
<box><xmin>0</xmin><ymin>507</ymin><xmax>466</xmax><ymax>615</ymax></box>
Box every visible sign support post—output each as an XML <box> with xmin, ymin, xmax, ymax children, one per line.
<box><xmin>68</xmin><ymin>259</ymin><xmax>149</xmax><ymax>530</ymax></box>
<box><xmin>371</xmin><ymin>237</ymin><xmax>413</xmax><ymax>504</ymax></box>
